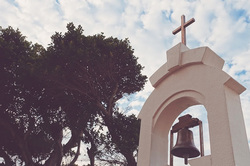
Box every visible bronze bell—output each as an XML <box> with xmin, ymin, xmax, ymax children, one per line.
<box><xmin>171</xmin><ymin>128</ymin><xmax>200</xmax><ymax>165</ymax></box>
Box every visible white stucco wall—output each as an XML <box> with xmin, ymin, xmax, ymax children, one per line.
<box><xmin>137</xmin><ymin>43</ymin><xmax>250</xmax><ymax>166</ymax></box>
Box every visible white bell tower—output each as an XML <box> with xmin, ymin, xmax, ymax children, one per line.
<box><xmin>137</xmin><ymin>42</ymin><xmax>250</xmax><ymax>166</ymax></box>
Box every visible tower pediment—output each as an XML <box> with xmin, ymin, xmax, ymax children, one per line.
<box><xmin>150</xmin><ymin>43</ymin><xmax>225</xmax><ymax>88</ymax></box>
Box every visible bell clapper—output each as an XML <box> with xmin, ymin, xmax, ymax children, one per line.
<box><xmin>184</xmin><ymin>154</ymin><xmax>189</xmax><ymax>165</ymax></box>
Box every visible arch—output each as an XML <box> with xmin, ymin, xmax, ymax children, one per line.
<box><xmin>153</xmin><ymin>90</ymin><xmax>204</xmax><ymax>133</ymax></box>
<box><xmin>137</xmin><ymin>43</ymin><xmax>250</xmax><ymax>166</ymax></box>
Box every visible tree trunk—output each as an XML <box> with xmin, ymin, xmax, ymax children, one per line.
<box><xmin>18</xmin><ymin>141</ymin><xmax>34</xmax><ymax>166</ymax></box>
<box><xmin>63</xmin><ymin>129</ymin><xmax>83</xmax><ymax>154</ymax></box>
<box><xmin>69</xmin><ymin>140</ymin><xmax>81</xmax><ymax>166</ymax></box>
<box><xmin>44</xmin><ymin>130</ymin><xmax>63</xmax><ymax>166</ymax></box>
<box><xmin>87</xmin><ymin>147</ymin><xmax>95</xmax><ymax>166</ymax></box>
<box><xmin>0</xmin><ymin>117</ymin><xmax>34</xmax><ymax>166</ymax></box>
<box><xmin>84</xmin><ymin>129</ymin><xmax>97</xmax><ymax>166</ymax></box>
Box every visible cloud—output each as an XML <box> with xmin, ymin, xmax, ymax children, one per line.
<box><xmin>0</xmin><ymin>0</ymin><xmax>67</xmax><ymax>46</ymax></box>
<box><xmin>129</xmin><ymin>100</ymin><xmax>144</xmax><ymax>108</ymax></box>
<box><xmin>126</xmin><ymin>109</ymin><xmax>140</xmax><ymax>116</ymax></box>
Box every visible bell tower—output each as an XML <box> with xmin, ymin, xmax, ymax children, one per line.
<box><xmin>137</xmin><ymin>42</ymin><xmax>250</xmax><ymax>166</ymax></box>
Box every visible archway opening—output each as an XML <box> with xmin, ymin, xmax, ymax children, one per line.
<box><xmin>169</xmin><ymin>105</ymin><xmax>211</xmax><ymax>166</ymax></box>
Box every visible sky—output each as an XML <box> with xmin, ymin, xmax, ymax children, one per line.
<box><xmin>1</xmin><ymin>0</ymin><xmax>250</xmax><ymax>165</ymax></box>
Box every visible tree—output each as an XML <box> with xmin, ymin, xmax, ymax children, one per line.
<box><xmin>0</xmin><ymin>24</ymin><xmax>147</xmax><ymax>166</ymax></box>
<box><xmin>44</xmin><ymin>23</ymin><xmax>147</xmax><ymax>165</ymax></box>
<box><xmin>0</xmin><ymin>26</ymin><xmax>91</xmax><ymax>166</ymax></box>
<box><xmin>0</xmin><ymin>26</ymin><xmax>46</xmax><ymax>165</ymax></box>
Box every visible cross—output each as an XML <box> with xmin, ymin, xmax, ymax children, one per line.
<box><xmin>172</xmin><ymin>15</ymin><xmax>195</xmax><ymax>45</ymax></box>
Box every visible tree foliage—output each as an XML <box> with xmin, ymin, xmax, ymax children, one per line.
<box><xmin>44</xmin><ymin>23</ymin><xmax>147</xmax><ymax>165</ymax></box>
<box><xmin>0</xmin><ymin>24</ymin><xmax>147</xmax><ymax>166</ymax></box>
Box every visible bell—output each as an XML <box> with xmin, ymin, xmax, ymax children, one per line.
<box><xmin>171</xmin><ymin>128</ymin><xmax>200</xmax><ymax>165</ymax></box>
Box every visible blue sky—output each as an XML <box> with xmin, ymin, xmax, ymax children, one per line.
<box><xmin>1</xmin><ymin>0</ymin><xmax>250</xmax><ymax>165</ymax></box>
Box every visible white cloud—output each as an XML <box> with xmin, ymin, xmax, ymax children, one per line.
<box><xmin>0</xmin><ymin>0</ymin><xmax>67</xmax><ymax>46</ymax></box>
<box><xmin>126</xmin><ymin>109</ymin><xmax>140</xmax><ymax>116</ymax></box>
<box><xmin>129</xmin><ymin>100</ymin><xmax>143</xmax><ymax>107</ymax></box>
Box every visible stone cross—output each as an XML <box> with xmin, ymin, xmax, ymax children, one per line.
<box><xmin>172</xmin><ymin>15</ymin><xmax>195</xmax><ymax>45</ymax></box>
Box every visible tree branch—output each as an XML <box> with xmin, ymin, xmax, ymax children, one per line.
<box><xmin>107</xmin><ymin>83</ymin><xmax>118</xmax><ymax>116</ymax></box>
<box><xmin>44</xmin><ymin>129</ymin><xmax>63</xmax><ymax>166</ymax></box>
<box><xmin>63</xmin><ymin>129</ymin><xmax>83</xmax><ymax>154</ymax></box>
<box><xmin>68</xmin><ymin>139</ymin><xmax>81</xmax><ymax>166</ymax></box>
